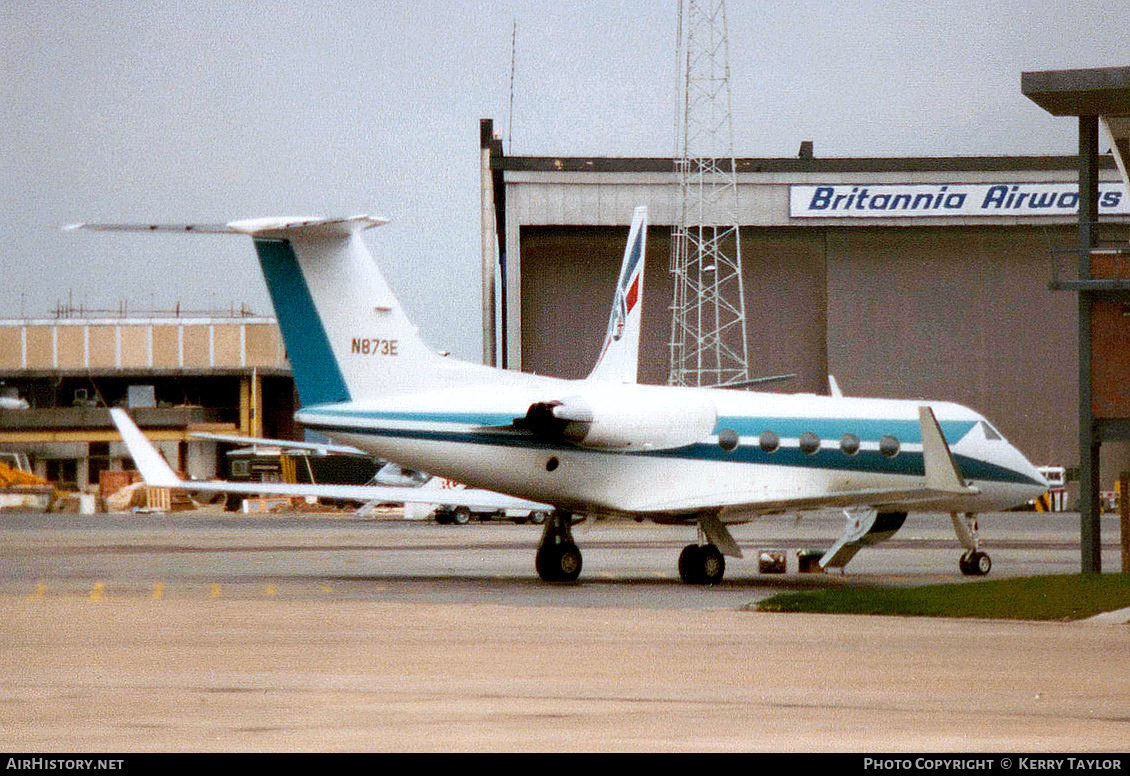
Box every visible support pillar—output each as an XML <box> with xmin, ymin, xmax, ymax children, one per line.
<box><xmin>1120</xmin><ymin>470</ymin><xmax>1129</xmax><ymax>573</ymax></box>
<box><xmin>1078</xmin><ymin>114</ymin><xmax>1102</xmax><ymax>574</ymax></box>
<box><xmin>239</xmin><ymin>371</ymin><xmax>263</xmax><ymax>438</ymax></box>
<box><xmin>480</xmin><ymin>119</ymin><xmax>498</xmax><ymax>367</ymax></box>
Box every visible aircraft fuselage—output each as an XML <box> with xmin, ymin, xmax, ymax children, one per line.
<box><xmin>295</xmin><ymin>377</ymin><xmax>1047</xmax><ymax>523</ymax></box>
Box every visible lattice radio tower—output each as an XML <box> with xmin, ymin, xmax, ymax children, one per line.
<box><xmin>667</xmin><ymin>0</ymin><xmax>750</xmax><ymax>387</ymax></box>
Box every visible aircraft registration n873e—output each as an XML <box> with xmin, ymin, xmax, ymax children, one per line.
<box><xmin>73</xmin><ymin>206</ymin><xmax>1047</xmax><ymax>584</ymax></box>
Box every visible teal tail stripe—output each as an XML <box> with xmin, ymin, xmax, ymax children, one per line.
<box><xmin>253</xmin><ymin>238</ymin><xmax>350</xmax><ymax>406</ymax></box>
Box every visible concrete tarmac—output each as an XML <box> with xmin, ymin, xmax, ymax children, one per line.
<box><xmin>1</xmin><ymin>510</ymin><xmax>1127</xmax><ymax>752</ymax></box>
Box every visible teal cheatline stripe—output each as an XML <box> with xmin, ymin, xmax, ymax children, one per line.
<box><xmin>714</xmin><ymin>417</ymin><xmax>977</xmax><ymax>445</ymax></box>
<box><xmin>253</xmin><ymin>239</ymin><xmax>350</xmax><ymax>406</ymax></box>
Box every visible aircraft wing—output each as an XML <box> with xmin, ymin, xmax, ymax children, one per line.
<box><xmin>712</xmin><ymin>485</ymin><xmax>975</xmax><ymax>520</ymax></box>
<box><xmin>110</xmin><ymin>409</ymin><xmax>551</xmax><ymax>512</ymax></box>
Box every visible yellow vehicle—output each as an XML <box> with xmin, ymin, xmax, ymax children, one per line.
<box><xmin>0</xmin><ymin>452</ymin><xmax>56</xmax><ymax>511</ymax></box>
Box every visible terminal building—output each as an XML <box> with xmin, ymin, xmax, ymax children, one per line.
<box><xmin>0</xmin><ymin>309</ymin><xmax>293</xmax><ymax>490</ymax></box>
<box><xmin>479</xmin><ymin>119</ymin><xmax>1130</xmax><ymax>490</ymax></box>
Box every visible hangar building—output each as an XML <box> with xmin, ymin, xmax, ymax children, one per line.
<box><xmin>479</xmin><ymin>119</ymin><xmax>1130</xmax><ymax>489</ymax></box>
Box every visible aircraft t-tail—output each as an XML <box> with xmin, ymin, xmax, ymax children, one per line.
<box><xmin>76</xmin><ymin>205</ymin><xmax>1047</xmax><ymax>583</ymax></box>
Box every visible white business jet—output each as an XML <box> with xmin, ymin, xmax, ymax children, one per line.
<box><xmin>77</xmin><ymin>206</ymin><xmax>1046</xmax><ymax>583</ymax></box>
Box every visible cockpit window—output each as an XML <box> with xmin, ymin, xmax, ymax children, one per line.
<box><xmin>980</xmin><ymin>421</ymin><xmax>1003</xmax><ymax>441</ymax></box>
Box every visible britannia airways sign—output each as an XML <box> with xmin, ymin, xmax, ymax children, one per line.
<box><xmin>790</xmin><ymin>182</ymin><xmax>1130</xmax><ymax>218</ymax></box>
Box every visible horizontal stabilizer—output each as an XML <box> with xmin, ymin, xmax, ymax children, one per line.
<box><xmin>64</xmin><ymin>215</ymin><xmax>388</xmax><ymax>238</ymax></box>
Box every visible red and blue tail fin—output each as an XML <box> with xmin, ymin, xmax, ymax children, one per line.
<box><xmin>587</xmin><ymin>206</ymin><xmax>647</xmax><ymax>384</ymax></box>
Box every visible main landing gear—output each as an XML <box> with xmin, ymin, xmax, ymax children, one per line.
<box><xmin>951</xmin><ymin>512</ymin><xmax>991</xmax><ymax>576</ymax></box>
<box><xmin>535</xmin><ymin>511</ymin><xmax>583</xmax><ymax>582</ymax></box>
<box><xmin>533</xmin><ymin>511</ymin><xmax>729</xmax><ymax>585</ymax></box>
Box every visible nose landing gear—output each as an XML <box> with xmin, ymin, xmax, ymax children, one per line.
<box><xmin>952</xmin><ymin>512</ymin><xmax>992</xmax><ymax>576</ymax></box>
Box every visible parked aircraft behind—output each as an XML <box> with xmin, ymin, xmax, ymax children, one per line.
<box><xmin>79</xmin><ymin>206</ymin><xmax>1047</xmax><ymax>583</ymax></box>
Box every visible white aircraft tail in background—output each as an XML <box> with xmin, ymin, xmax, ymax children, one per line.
<box><xmin>587</xmin><ymin>205</ymin><xmax>647</xmax><ymax>384</ymax></box>
<box><xmin>77</xmin><ymin>205</ymin><xmax>1046</xmax><ymax>584</ymax></box>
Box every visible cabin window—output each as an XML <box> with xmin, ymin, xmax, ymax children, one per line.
<box><xmin>799</xmin><ymin>432</ymin><xmax>821</xmax><ymax>455</ymax></box>
<box><xmin>840</xmin><ymin>433</ymin><xmax>860</xmax><ymax>456</ymax></box>
<box><xmin>879</xmin><ymin>435</ymin><xmax>900</xmax><ymax>458</ymax></box>
<box><xmin>717</xmin><ymin>428</ymin><xmax>739</xmax><ymax>452</ymax></box>
<box><xmin>759</xmin><ymin>431</ymin><xmax>779</xmax><ymax>453</ymax></box>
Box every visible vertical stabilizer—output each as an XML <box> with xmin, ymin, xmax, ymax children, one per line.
<box><xmin>587</xmin><ymin>206</ymin><xmax>648</xmax><ymax>383</ymax></box>
<box><xmin>228</xmin><ymin>217</ymin><xmax>454</xmax><ymax>405</ymax></box>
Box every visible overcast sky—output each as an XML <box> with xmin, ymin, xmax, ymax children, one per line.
<box><xmin>3</xmin><ymin>0</ymin><xmax>1126</xmax><ymax>361</ymax></box>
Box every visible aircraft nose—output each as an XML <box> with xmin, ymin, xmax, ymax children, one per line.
<box><xmin>1013</xmin><ymin>445</ymin><xmax>1049</xmax><ymax>495</ymax></box>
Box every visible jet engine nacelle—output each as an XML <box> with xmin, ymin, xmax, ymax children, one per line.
<box><xmin>521</xmin><ymin>390</ymin><xmax>717</xmax><ymax>451</ymax></box>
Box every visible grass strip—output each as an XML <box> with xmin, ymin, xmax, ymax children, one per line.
<box><xmin>755</xmin><ymin>574</ymin><xmax>1130</xmax><ymax>621</ymax></box>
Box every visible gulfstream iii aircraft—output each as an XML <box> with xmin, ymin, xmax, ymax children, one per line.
<box><xmin>80</xmin><ymin>206</ymin><xmax>1047</xmax><ymax>583</ymax></box>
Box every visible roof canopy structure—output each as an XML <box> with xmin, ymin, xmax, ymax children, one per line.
<box><xmin>1023</xmin><ymin>65</ymin><xmax>1130</xmax><ymax>575</ymax></box>
<box><xmin>1022</xmin><ymin>66</ymin><xmax>1130</xmax><ymax>117</ymax></box>
<box><xmin>1024</xmin><ymin>67</ymin><xmax>1130</xmax><ymax>184</ymax></box>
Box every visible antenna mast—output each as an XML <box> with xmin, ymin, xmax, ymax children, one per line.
<box><xmin>507</xmin><ymin>19</ymin><xmax>517</xmax><ymax>151</ymax></box>
<box><xmin>667</xmin><ymin>0</ymin><xmax>750</xmax><ymax>387</ymax></box>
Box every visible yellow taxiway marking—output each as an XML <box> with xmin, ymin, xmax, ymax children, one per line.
<box><xmin>29</xmin><ymin>582</ymin><xmax>45</xmax><ymax>600</ymax></box>
<box><xmin>265</xmin><ymin>584</ymin><xmax>277</xmax><ymax>597</ymax></box>
<box><xmin>209</xmin><ymin>583</ymin><xmax>222</xmax><ymax>599</ymax></box>
<box><xmin>153</xmin><ymin>583</ymin><xmax>165</xmax><ymax>601</ymax></box>
<box><xmin>89</xmin><ymin>582</ymin><xmax>105</xmax><ymax>602</ymax></box>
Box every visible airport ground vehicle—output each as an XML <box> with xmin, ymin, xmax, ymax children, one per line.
<box><xmin>1032</xmin><ymin>466</ymin><xmax>1068</xmax><ymax>511</ymax></box>
<box><xmin>433</xmin><ymin>503</ymin><xmax>549</xmax><ymax>525</ymax></box>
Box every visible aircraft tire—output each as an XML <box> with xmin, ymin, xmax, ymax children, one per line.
<box><xmin>452</xmin><ymin>506</ymin><xmax>471</xmax><ymax>525</ymax></box>
<box><xmin>701</xmin><ymin>544</ymin><xmax>725</xmax><ymax>585</ymax></box>
<box><xmin>959</xmin><ymin>551</ymin><xmax>991</xmax><ymax>576</ymax></box>
<box><xmin>679</xmin><ymin>544</ymin><xmax>725</xmax><ymax>585</ymax></box>
<box><xmin>536</xmin><ymin>542</ymin><xmax>583</xmax><ymax>582</ymax></box>
<box><xmin>678</xmin><ymin>544</ymin><xmax>704</xmax><ymax>584</ymax></box>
